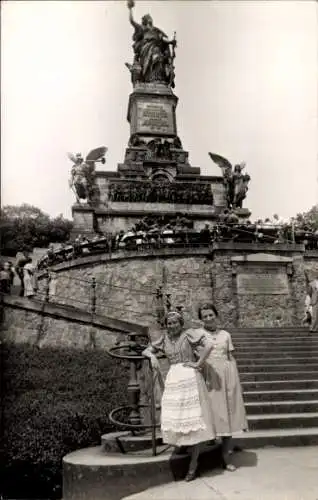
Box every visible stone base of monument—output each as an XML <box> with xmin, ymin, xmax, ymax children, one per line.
<box><xmin>101</xmin><ymin>430</ymin><xmax>163</xmax><ymax>454</ymax></box>
<box><xmin>63</xmin><ymin>432</ymin><xmax>222</xmax><ymax>500</ymax></box>
<box><xmin>71</xmin><ymin>203</ymin><xmax>97</xmax><ymax>238</ymax></box>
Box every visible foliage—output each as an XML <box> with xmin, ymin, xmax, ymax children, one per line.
<box><xmin>292</xmin><ymin>204</ymin><xmax>318</xmax><ymax>230</ymax></box>
<box><xmin>0</xmin><ymin>204</ymin><xmax>73</xmax><ymax>256</ymax></box>
<box><xmin>1</xmin><ymin>343</ymin><xmax>129</xmax><ymax>499</ymax></box>
<box><xmin>255</xmin><ymin>205</ymin><xmax>318</xmax><ymax>231</ymax></box>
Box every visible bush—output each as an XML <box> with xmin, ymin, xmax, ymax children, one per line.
<box><xmin>1</xmin><ymin>343</ymin><xmax>129</xmax><ymax>499</ymax></box>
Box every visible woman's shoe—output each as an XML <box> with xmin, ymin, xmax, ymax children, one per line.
<box><xmin>185</xmin><ymin>468</ymin><xmax>198</xmax><ymax>482</ymax></box>
<box><xmin>222</xmin><ymin>458</ymin><xmax>236</xmax><ymax>471</ymax></box>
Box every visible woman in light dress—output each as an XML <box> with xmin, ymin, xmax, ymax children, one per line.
<box><xmin>23</xmin><ymin>258</ymin><xmax>37</xmax><ymax>298</ymax></box>
<box><xmin>143</xmin><ymin>310</ymin><xmax>216</xmax><ymax>481</ymax></box>
<box><xmin>308</xmin><ymin>278</ymin><xmax>318</xmax><ymax>332</ymax></box>
<box><xmin>303</xmin><ymin>289</ymin><xmax>312</xmax><ymax>327</ymax></box>
<box><xmin>193</xmin><ymin>303</ymin><xmax>248</xmax><ymax>471</ymax></box>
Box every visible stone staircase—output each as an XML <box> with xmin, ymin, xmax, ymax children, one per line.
<box><xmin>231</xmin><ymin>327</ymin><xmax>318</xmax><ymax>448</ymax></box>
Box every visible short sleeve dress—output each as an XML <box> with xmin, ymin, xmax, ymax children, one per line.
<box><xmin>151</xmin><ymin>329</ymin><xmax>216</xmax><ymax>446</ymax></box>
<box><xmin>202</xmin><ymin>328</ymin><xmax>248</xmax><ymax>436</ymax></box>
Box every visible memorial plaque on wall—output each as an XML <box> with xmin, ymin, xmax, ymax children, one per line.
<box><xmin>136</xmin><ymin>100</ymin><xmax>175</xmax><ymax>135</ymax></box>
<box><xmin>237</xmin><ymin>272</ymin><xmax>289</xmax><ymax>295</ymax></box>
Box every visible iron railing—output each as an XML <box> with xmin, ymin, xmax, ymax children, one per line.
<box><xmin>107</xmin><ymin>332</ymin><xmax>161</xmax><ymax>456</ymax></box>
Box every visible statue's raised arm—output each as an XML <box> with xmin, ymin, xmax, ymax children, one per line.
<box><xmin>127</xmin><ymin>0</ymin><xmax>140</xmax><ymax>29</ymax></box>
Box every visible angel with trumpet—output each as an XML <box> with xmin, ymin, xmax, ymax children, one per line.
<box><xmin>67</xmin><ymin>147</ymin><xmax>107</xmax><ymax>204</ymax></box>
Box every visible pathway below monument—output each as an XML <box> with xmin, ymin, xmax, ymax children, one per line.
<box><xmin>122</xmin><ymin>446</ymin><xmax>318</xmax><ymax>500</ymax></box>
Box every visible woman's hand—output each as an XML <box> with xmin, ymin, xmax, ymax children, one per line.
<box><xmin>183</xmin><ymin>361</ymin><xmax>199</xmax><ymax>370</ymax></box>
<box><xmin>149</xmin><ymin>354</ymin><xmax>160</xmax><ymax>370</ymax></box>
<box><xmin>142</xmin><ymin>348</ymin><xmax>160</xmax><ymax>370</ymax></box>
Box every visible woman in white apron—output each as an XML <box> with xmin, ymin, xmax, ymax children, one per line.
<box><xmin>143</xmin><ymin>310</ymin><xmax>216</xmax><ymax>481</ymax></box>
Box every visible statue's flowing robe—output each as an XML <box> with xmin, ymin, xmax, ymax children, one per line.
<box><xmin>139</xmin><ymin>27</ymin><xmax>169</xmax><ymax>82</ymax></box>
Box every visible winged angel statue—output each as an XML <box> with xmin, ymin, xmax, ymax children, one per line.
<box><xmin>68</xmin><ymin>146</ymin><xmax>108</xmax><ymax>205</ymax></box>
<box><xmin>208</xmin><ymin>153</ymin><xmax>251</xmax><ymax>210</ymax></box>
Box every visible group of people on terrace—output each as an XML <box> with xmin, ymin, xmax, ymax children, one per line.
<box><xmin>35</xmin><ymin>214</ymin><xmax>318</xmax><ymax>271</ymax></box>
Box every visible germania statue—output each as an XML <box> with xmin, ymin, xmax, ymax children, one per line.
<box><xmin>126</xmin><ymin>0</ymin><xmax>177</xmax><ymax>87</ymax></box>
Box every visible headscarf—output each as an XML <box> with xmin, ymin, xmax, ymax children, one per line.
<box><xmin>166</xmin><ymin>310</ymin><xmax>183</xmax><ymax>324</ymax></box>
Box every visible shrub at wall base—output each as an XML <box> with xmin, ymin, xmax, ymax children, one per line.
<box><xmin>1</xmin><ymin>343</ymin><xmax>129</xmax><ymax>499</ymax></box>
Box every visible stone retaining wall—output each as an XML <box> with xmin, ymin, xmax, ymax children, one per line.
<box><xmin>1</xmin><ymin>296</ymin><xmax>148</xmax><ymax>349</ymax></box>
<box><xmin>36</xmin><ymin>245</ymin><xmax>318</xmax><ymax>329</ymax></box>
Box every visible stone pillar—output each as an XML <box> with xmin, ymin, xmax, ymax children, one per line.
<box><xmin>211</xmin><ymin>253</ymin><xmax>237</xmax><ymax>328</ymax></box>
<box><xmin>127</xmin><ymin>83</ymin><xmax>178</xmax><ymax>140</ymax></box>
<box><xmin>71</xmin><ymin>204</ymin><xmax>96</xmax><ymax>238</ymax></box>
<box><xmin>291</xmin><ymin>254</ymin><xmax>307</xmax><ymax>325</ymax></box>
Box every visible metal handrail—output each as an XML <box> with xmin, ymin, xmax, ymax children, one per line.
<box><xmin>107</xmin><ymin>339</ymin><xmax>161</xmax><ymax>456</ymax></box>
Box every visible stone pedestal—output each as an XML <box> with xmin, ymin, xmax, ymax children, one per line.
<box><xmin>70</xmin><ymin>81</ymin><xmax>251</xmax><ymax>241</ymax></box>
<box><xmin>71</xmin><ymin>204</ymin><xmax>96</xmax><ymax>238</ymax></box>
<box><xmin>127</xmin><ymin>83</ymin><xmax>178</xmax><ymax>139</ymax></box>
<box><xmin>63</xmin><ymin>437</ymin><xmax>222</xmax><ymax>500</ymax></box>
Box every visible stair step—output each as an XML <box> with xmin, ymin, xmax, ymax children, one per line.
<box><xmin>242</xmin><ymin>379</ymin><xmax>318</xmax><ymax>390</ymax></box>
<box><xmin>235</xmin><ymin>349</ymin><xmax>318</xmax><ymax>356</ymax></box>
<box><xmin>231</xmin><ymin>336</ymin><xmax>314</xmax><ymax>341</ymax></box>
<box><xmin>244</xmin><ymin>389</ymin><xmax>318</xmax><ymax>402</ymax></box>
<box><xmin>235</xmin><ymin>343</ymin><xmax>318</xmax><ymax>349</ymax></box>
<box><xmin>236</xmin><ymin>357</ymin><xmax>318</xmax><ymax>366</ymax></box>
<box><xmin>230</xmin><ymin>330</ymin><xmax>312</xmax><ymax>336</ymax></box>
<box><xmin>233</xmin><ymin>427</ymin><xmax>318</xmax><ymax>448</ymax></box>
<box><xmin>231</xmin><ymin>338</ymin><xmax>318</xmax><ymax>344</ymax></box>
<box><xmin>240</xmin><ymin>371</ymin><xmax>318</xmax><ymax>382</ymax></box>
<box><xmin>247</xmin><ymin>412</ymin><xmax>318</xmax><ymax>430</ymax></box>
<box><xmin>245</xmin><ymin>400</ymin><xmax>318</xmax><ymax>415</ymax></box>
<box><xmin>231</xmin><ymin>328</ymin><xmax>312</xmax><ymax>333</ymax></box>
<box><xmin>233</xmin><ymin>343</ymin><xmax>318</xmax><ymax>350</ymax></box>
<box><xmin>231</xmin><ymin>328</ymin><xmax>309</xmax><ymax>333</ymax></box>
<box><xmin>238</xmin><ymin>363</ymin><xmax>318</xmax><ymax>372</ymax></box>
<box><xmin>242</xmin><ymin>379</ymin><xmax>318</xmax><ymax>391</ymax></box>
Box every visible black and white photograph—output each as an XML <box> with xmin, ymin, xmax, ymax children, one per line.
<box><xmin>1</xmin><ymin>1</ymin><xmax>318</xmax><ymax>499</ymax></box>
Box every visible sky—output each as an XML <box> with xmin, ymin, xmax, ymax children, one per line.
<box><xmin>1</xmin><ymin>0</ymin><xmax>318</xmax><ymax>221</ymax></box>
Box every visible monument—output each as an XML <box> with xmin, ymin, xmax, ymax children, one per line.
<box><xmin>60</xmin><ymin>4</ymin><xmax>318</xmax><ymax>500</ymax></box>
<box><xmin>70</xmin><ymin>0</ymin><xmax>251</xmax><ymax>239</ymax></box>
<box><xmin>62</xmin><ymin>0</ymin><xmax>313</xmax><ymax>331</ymax></box>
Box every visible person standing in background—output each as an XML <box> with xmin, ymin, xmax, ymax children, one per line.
<box><xmin>308</xmin><ymin>278</ymin><xmax>318</xmax><ymax>332</ymax></box>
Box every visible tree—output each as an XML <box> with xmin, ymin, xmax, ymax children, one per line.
<box><xmin>0</xmin><ymin>204</ymin><xmax>73</xmax><ymax>256</ymax></box>
<box><xmin>292</xmin><ymin>204</ymin><xmax>318</xmax><ymax>231</ymax></box>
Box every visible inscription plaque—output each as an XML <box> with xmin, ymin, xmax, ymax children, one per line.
<box><xmin>237</xmin><ymin>273</ymin><xmax>289</xmax><ymax>295</ymax></box>
<box><xmin>137</xmin><ymin>101</ymin><xmax>174</xmax><ymax>135</ymax></box>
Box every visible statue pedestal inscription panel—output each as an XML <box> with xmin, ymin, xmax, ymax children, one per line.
<box><xmin>128</xmin><ymin>86</ymin><xmax>178</xmax><ymax>138</ymax></box>
<box><xmin>136</xmin><ymin>100</ymin><xmax>175</xmax><ymax>135</ymax></box>
<box><xmin>237</xmin><ymin>272</ymin><xmax>289</xmax><ymax>295</ymax></box>
<box><xmin>232</xmin><ymin>254</ymin><xmax>294</xmax><ymax>327</ymax></box>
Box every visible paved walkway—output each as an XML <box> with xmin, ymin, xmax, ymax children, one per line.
<box><xmin>123</xmin><ymin>447</ymin><xmax>318</xmax><ymax>500</ymax></box>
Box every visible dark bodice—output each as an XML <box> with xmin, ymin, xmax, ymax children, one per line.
<box><xmin>152</xmin><ymin>329</ymin><xmax>213</xmax><ymax>365</ymax></box>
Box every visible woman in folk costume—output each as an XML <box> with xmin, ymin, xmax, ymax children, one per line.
<box><xmin>143</xmin><ymin>310</ymin><xmax>216</xmax><ymax>481</ymax></box>
<box><xmin>193</xmin><ymin>303</ymin><xmax>248</xmax><ymax>471</ymax></box>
